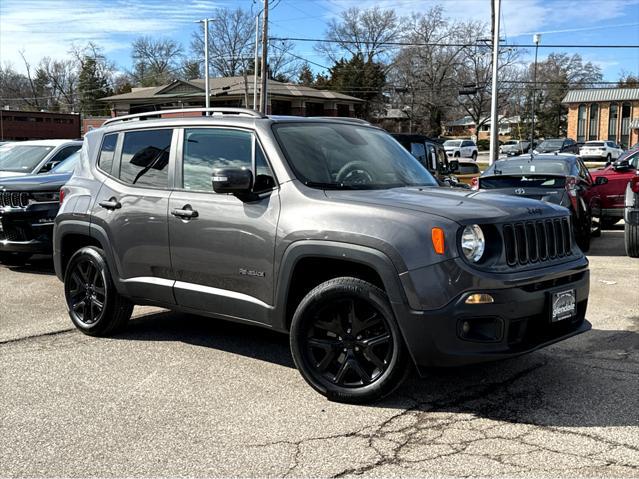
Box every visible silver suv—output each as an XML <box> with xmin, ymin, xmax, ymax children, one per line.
<box><xmin>53</xmin><ymin>108</ymin><xmax>591</xmax><ymax>403</ymax></box>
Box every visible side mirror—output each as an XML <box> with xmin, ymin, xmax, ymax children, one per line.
<box><xmin>212</xmin><ymin>168</ymin><xmax>253</xmax><ymax>198</ymax></box>
<box><xmin>594</xmin><ymin>176</ymin><xmax>608</xmax><ymax>186</ymax></box>
<box><xmin>449</xmin><ymin>160</ymin><xmax>460</xmax><ymax>173</ymax></box>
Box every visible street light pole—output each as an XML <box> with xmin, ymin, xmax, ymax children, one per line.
<box><xmin>488</xmin><ymin>0</ymin><xmax>501</xmax><ymax>165</ymax></box>
<box><xmin>530</xmin><ymin>33</ymin><xmax>541</xmax><ymax>158</ymax></box>
<box><xmin>253</xmin><ymin>13</ymin><xmax>260</xmax><ymax>111</ymax></box>
<box><xmin>196</xmin><ymin>18</ymin><xmax>212</xmax><ymax>114</ymax></box>
<box><xmin>259</xmin><ymin>0</ymin><xmax>269</xmax><ymax>114</ymax></box>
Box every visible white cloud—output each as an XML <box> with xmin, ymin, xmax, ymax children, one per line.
<box><xmin>0</xmin><ymin>0</ymin><xmax>221</xmax><ymax>72</ymax></box>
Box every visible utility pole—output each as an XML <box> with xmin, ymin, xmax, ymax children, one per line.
<box><xmin>196</xmin><ymin>18</ymin><xmax>212</xmax><ymax>114</ymax></box>
<box><xmin>530</xmin><ymin>33</ymin><xmax>541</xmax><ymax>158</ymax></box>
<box><xmin>253</xmin><ymin>13</ymin><xmax>260</xmax><ymax>111</ymax></box>
<box><xmin>488</xmin><ymin>0</ymin><xmax>501</xmax><ymax>165</ymax></box>
<box><xmin>259</xmin><ymin>0</ymin><xmax>269</xmax><ymax>114</ymax></box>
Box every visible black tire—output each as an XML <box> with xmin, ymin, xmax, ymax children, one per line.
<box><xmin>600</xmin><ymin>218</ymin><xmax>619</xmax><ymax>230</ymax></box>
<box><xmin>471</xmin><ymin>151</ymin><xmax>477</xmax><ymax>161</ymax></box>
<box><xmin>0</xmin><ymin>252</ymin><xmax>32</xmax><ymax>265</ymax></box>
<box><xmin>625</xmin><ymin>222</ymin><xmax>639</xmax><ymax>258</ymax></box>
<box><xmin>573</xmin><ymin>210</ymin><xmax>591</xmax><ymax>253</ymax></box>
<box><xmin>64</xmin><ymin>246</ymin><xmax>133</xmax><ymax>336</ymax></box>
<box><xmin>290</xmin><ymin>277</ymin><xmax>409</xmax><ymax>404</ymax></box>
<box><xmin>606</xmin><ymin>153</ymin><xmax>612</xmax><ymax>163</ymax></box>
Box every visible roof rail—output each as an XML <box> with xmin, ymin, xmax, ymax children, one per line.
<box><xmin>314</xmin><ymin>116</ymin><xmax>371</xmax><ymax>125</ymax></box>
<box><xmin>103</xmin><ymin>107</ymin><xmax>265</xmax><ymax>126</ymax></box>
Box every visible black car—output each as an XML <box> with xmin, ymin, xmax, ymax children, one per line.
<box><xmin>0</xmin><ymin>151</ymin><xmax>79</xmax><ymax>264</ymax></box>
<box><xmin>391</xmin><ymin>133</ymin><xmax>466</xmax><ymax>187</ymax></box>
<box><xmin>477</xmin><ymin>154</ymin><xmax>607</xmax><ymax>252</ymax></box>
<box><xmin>534</xmin><ymin>138</ymin><xmax>580</xmax><ymax>155</ymax></box>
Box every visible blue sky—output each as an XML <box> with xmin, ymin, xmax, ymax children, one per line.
<box><xmin>1</xmin><ymin>0</ymin><xmax>638</xmax><ymax>81</ymax></box>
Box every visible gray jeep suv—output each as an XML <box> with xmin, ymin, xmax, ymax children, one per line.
<box><xmin>53</xmin><ymin>108</ymin><xmax>590</xmax><ymax>403</ymax></box>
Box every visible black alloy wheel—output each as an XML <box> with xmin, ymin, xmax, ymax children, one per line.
<box><xmin>67</xmin><ymin>257</ymin><xmax>107</xmax><ymax>326</ymax></box>
<box><xmin>290</xmin><ymin>277</ymin><xmax>408</xmax><ymax>403</ymax></box>
<box><xmin>64</xmin><ymin>246</ymin><xmax>133</xmax><ymax>336</ymax></box>
<box><xmin>305</xmin><ymin>297</ymin><xmax>393</xmax><ymax>387</ymax></box>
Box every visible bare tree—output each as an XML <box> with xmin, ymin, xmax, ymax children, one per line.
<box><xmin>267</xmin><ymin>38</ymin><xmax>302</xmax><ymax>82</ymax></box>
<box><xmin>316</xmin><ymin>7</ymin><xmax>403</xmax><ymax>64</ymax></box>
<box><xmin>191</xmin><ymin>7</ymin><xmax>254</xmax><ymax>77</ymax></box>
<box><xmin>131</xmin><ymin>36</ymin><xmax>184</xmax><ymax>86</ymax></box>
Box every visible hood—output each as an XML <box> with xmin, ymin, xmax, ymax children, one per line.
<box><xmin>324</xmin><ymin>186</ymin><xmax>567</xmax><ymax>224</ymax></box>
<box><xmin>0</xmin><ymin>172</ymin><xmax>72</xmax><ymax>191</ymax></box>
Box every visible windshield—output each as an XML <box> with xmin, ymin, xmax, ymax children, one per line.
<box><xmin>0</xmin><ymin>145</ymin><xmax>54</xmax><ymax>173</ymax></box>
<box><xmin>444</xmin><ymin>140</ymin><xmax>462</xmax><ymax>147</ymax></box>
<box><xmin>504</xmin><ymin>140</ymin><xmax>518</xmax><ymax>145</ymax></box>
<box><xmin>273</xmin><ymin>123</ymin><xmax>438</xmax><ymax>189</ymax></box>
<box><xmin>538</xmin><ymin>139</ymin><xmax>564</xmax><ymax>149</ymax></box>
<box><xmin>485</xmin><ymin>159</ymin><xmax>571</xmax><ymax>176</ymax></box>
<box><xmin>51</xmin><ymin>150</ymin><xmax>81</xmax><ymax>173</ymax></box>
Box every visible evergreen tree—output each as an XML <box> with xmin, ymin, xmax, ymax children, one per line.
<box><xmin>78</xmin><ymin>55</ymin><xmax>112</xmax><ymax>115</ymax></box>
<box><xmin>298</xmin><ymin>63</ymin><xmax>314</xmax><ymax>87</ymax></box>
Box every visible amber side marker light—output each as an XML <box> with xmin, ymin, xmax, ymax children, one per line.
<box><xmin>431</xmin><ymin>227</ymin><xmax>445</xmax><ymax>255</ymax></box>
<box><xmin>465</xmin><ymin>293</ymin><xmax>495</xmax><ymax>305</ymax></box>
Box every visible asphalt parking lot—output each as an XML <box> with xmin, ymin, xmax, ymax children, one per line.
<box><xmin>1</xmin><ymin>228</ymin><xmax>638</xmax><ymax>478</ymax></box>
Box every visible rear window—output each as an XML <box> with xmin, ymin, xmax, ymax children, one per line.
<box><xmin>486</xmin><ymin>160</ymin><xmax>570</xmax><ymax>176</ymax></box>
<box><xmin>459</xmin><ymin>164</ymin><xmax>479</xmax><ymax>174</ymax></box>
<box><xmin>586</xmin><ymin>142</ymin><xmax>604</xmax><ymax>147</ymax></box>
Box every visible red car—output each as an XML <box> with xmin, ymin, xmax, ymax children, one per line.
<box><xmin>589</xmin><ymin>148</ymin><xmax>639</xmax><ymax>229</ymax></box>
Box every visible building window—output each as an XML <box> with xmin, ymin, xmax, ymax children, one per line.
<box><xmin>337</xmin><ymin>104</ymin><xmax>350</xmax><ymax>117</ymax></box>
<box><xmin>621</xmin><ymin>102</ymin><xmax>631</xmax><ymax>148</ymax></box>
<box><xmin>588</xmin><ymin>103</ymin><xmax>599</xmax><ymax>140</ymax></box>
<box><xmin>608</xmin><ymin>103</ymin><xmax>618</xmax><ymax>142</ymax></box>
<box><xmin>305</xmin><ymin>102</ymin><xmax>324</xmax><ymax>116</ymax></box>
<box><xmin>577</xmin><ymin>104</ymin><xmax>586</xmax><ymax>141</ymax></box>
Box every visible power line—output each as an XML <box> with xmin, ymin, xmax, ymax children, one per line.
<box><xmin>271</xmin><ymin>36</ymin><xmax>639</xmax><ymax>49</ymax></box>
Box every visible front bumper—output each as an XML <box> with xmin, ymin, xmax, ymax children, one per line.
<box><xmin>393</xmin><ymin>258</ymin><xmax>590</xmax><ymax>372</ymax></box>
<box><xmin>0</xmin><ymin>206</ymin><xmax>57</xmax><ymax>254</ymax></box>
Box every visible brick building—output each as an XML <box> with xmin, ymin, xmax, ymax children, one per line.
<box><xmin>100</xmin><ymin>76</ymin><xmax>362</xmax><ymax>118</ymax></box>
<box><xmin>0</xmin><ymin>110</ymin><xmax>81</xmax><ymax>141</ymax></box>
<box><xmin>563</xmin><ymin>88</ymin><xmax>639</xmax><ymax>148</ymax></box>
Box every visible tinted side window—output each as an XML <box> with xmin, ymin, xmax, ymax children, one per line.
<box><xmin>410</xmin><ymin>142</ymin><xmax>427</xmax><ymax>165</ymax></box>
<box><xmin>119</xmin><ymin>129</ymin><xmax>172</xmax><ymax>188</ymax></box>
<box><xmin>98</xmin><ymin>134</ymin><xmax>118</xmax><ymax>174</ymax></box>
<box><xmin>183</xmin><ymin>128</ymin><xmax>273</xmax><ymax>193</ymax></box>
<box><xmin>49</xmin><ymin>145</ymin><xmax>81</xmax><ymax>164</ymax></box>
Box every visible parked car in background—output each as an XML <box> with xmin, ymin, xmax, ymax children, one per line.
<box><xmin>450</xmin><ymin>160</ymin><xmax>481</xmax><ymax>186</ymax></box>
<box><xmin>500</xmin><ymin>140</ymin><xmax>532</xmax><ymax>156</ymax></box>
<box><xmin>0</xmin><ymin>139</ymin><xmax>82</xmax><ymax>178</ymax></box>
<box><xmin>624</xmin><ymin>171</ymin><xmax>639</xmax><ymax>257</ymax></box>
<box><xmin>477</xmin><ymin>155</ymin><xmax>606</xmax><ymax>251</ymax></box>
<box><xmin>579</xmin><ymin>141</ymin><xmax>624</xmax><ymax>162</ymax></box>
<box><xmin>533</xmin><ymin>138</ymin><xmax>580</xmax><ymax>155</ymax></box>
<box><xmin>443</xmin><ymin>139</ymin><xmax>478</xmax><ymax>160</ymax></box>
<box><xmin>0</xmin><ymin>150</ymin><xmax>80</xmax><ymax>264</ymax></box>
<box><xmin>392</xmin><ymin>133</ymin><xmax>468</xmax><ymax>188</ymax></box>
<box><xmin>589</xmin><ymin>147</ymin><xmax>639</xmax><ymax>229</ymax></box>
<box><xmin>53</xmin><ymin>108</ymin><xmax>590</xmax><ymax>403</ymax></box>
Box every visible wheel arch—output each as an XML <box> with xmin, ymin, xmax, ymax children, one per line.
<box><xmin>273</xmin><ymin>241</ymin><xmax>407</xmax><ymax>332</ymax></box>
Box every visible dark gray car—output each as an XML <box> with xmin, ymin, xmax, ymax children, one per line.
<box><xmin>53</xmin><ymin>108</ymin><xmax>590</xmax><ymax>403</ymax></box>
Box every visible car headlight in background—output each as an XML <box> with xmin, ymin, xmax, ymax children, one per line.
<box><xmin>461</xmin><ymin>224</ymin><xmax>485</xmax><ymax>262</ymax></box>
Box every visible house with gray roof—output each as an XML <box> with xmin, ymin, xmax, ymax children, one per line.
<box><xmin>100</xmin><ymin>76</ymin><xmax>363</xmax><ymax>118</ymax></box>
<box><xmin>562</xmin><ymin>88</ymin><xmax>639</xmax><ymax>148</ymax></box>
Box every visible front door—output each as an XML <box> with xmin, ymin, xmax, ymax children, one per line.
<box><xmin>92</xmin><ymin>128</ymin><xmax>176</xmax><ymax>304</ymax></box>
<box><xmin>168</xmin><ymin>127</ymin><xmax>280</xmax><ymax>325</ymax></box>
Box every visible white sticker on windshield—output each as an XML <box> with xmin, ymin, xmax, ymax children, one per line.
<box><xmin>530</xmin><ymin>164</ymin><xmax>536</xmax><ymax>172</ymax></box>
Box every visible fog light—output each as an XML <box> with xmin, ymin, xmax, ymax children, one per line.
<box><xmin>465</xmin><ymin>293</ymin><xmax>494</xmax><ymax>304</ymax></box>
<box><xmin>462</xmin><ymin>321</ymin><xmax>471</xmax><ymax>334</ymax></box>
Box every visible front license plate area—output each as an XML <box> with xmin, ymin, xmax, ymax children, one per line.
<box><xmin>551</xmin><ymin>289</ymin><xmax>576</xmax><ymax>322</ymax></box>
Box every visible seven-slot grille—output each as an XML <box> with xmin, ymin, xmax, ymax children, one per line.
<box><xmin>502</xmin><ymin>218</ymin><xmax>572</xmax><ymax>266</ymax></box>
<box><xmin>0</xmin><ymin>191</ymin><xmax>30</xmax><ymax>208</ymax></box>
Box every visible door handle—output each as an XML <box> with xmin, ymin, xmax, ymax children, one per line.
<box><xmin>171</xmin><ymin>205</ymin><xmax>199</xmax><ymax>219</ymax></box>
<box><xmin>99</xmin><ymin>198</ymin><xmax>121</xmax><ymax>210</ymax></box>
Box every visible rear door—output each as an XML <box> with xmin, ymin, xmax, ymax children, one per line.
<box><xmin>92</xmin><ymin>128</ymin><xmax>176</xmax><ymax>304</ymax></box>
<box><xmin>168</xmin><ymin>127</ymin><xmax>280</xmax><ymax>325</ymax></box>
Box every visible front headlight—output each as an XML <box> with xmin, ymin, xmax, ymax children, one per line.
<box><xmin>461</xmin><ymin>224</ymin><xmax>485</xmax><ymax>262</ymax></box>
